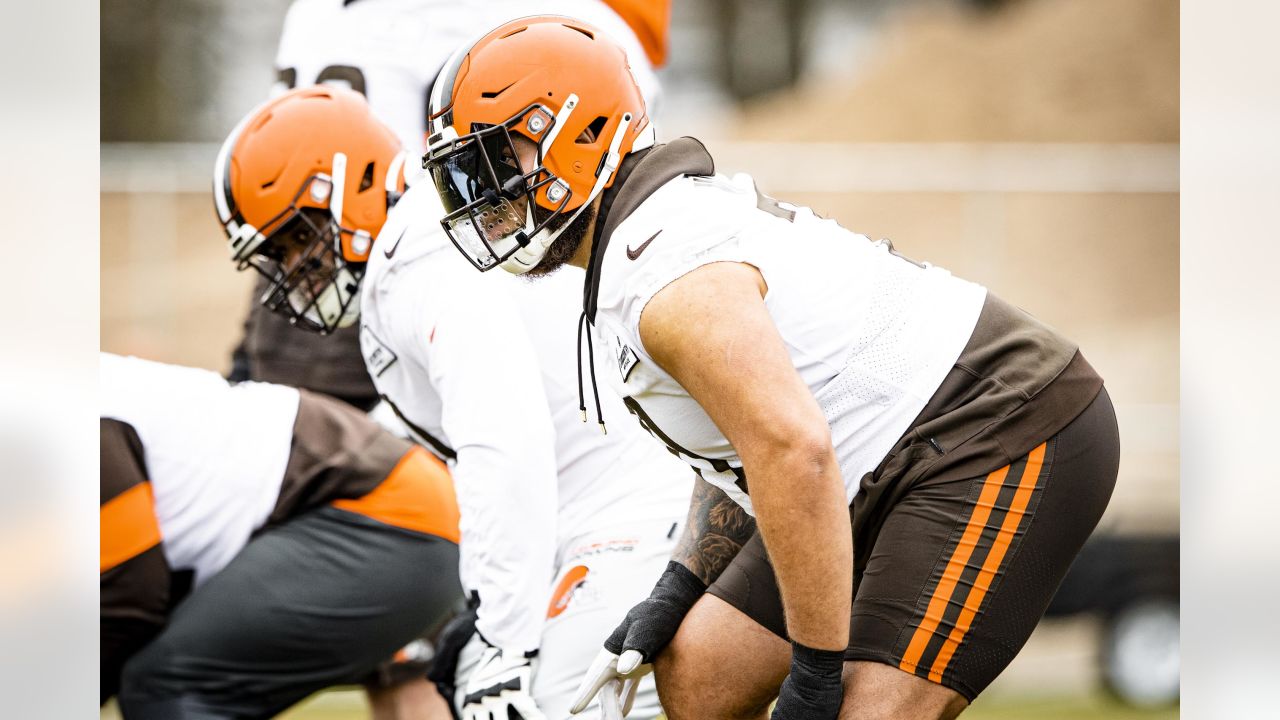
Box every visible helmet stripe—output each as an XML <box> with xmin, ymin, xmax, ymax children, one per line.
<box><xmin>213</xmin><ymin>95</ymin><xmax>275</xmax><ymax>227</ymax></box>
<box><xmin>385</xmin><ymin>150</ymin><xmax>407</xmax><ymax>194</ymax></box>
<box><xmin>428</xmin><ymin>42</ymin><xmax>471</xmax><ymax>134</ymax></box>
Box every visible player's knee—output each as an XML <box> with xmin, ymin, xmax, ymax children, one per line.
<box><xmin>653</xmin><ymin>602</ymin><xmax>779</xmax><ymax>720</ymax></box>
<box><xmin>838</xmin><ymin>661</ymin><xmax>968</xmax><ymax>720</ymax></box>
<box><xmin>655</xmin><ymin>651</ymin><xmax>772</xmax><ymax>720</ymax></box>
<box><xmin>116</xmin><ymin>640</ymin><xmax>203</xmax><ymax>720</ymax></box>
<box><xmin>117</xmin><ymin>638</ymin><xmax>175</xmax><ymax>701</ymax></box>
<box><xmin>118</xmin><ymin>637</ymin><xmax>256</xmax><ymax>719</ymax></box>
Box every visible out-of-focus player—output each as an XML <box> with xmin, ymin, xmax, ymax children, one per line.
<box><xmin>228</xmin><ymin>0</ymin><xmax>669</xmax><ymax>410</ymax></box>
<box><xmin>100</xmin><ymin>352</ymin><xmax>463</xmax><ymax>719</ymax></box>
<box><xmin>221</xmin><ymin>4</ymin><xmax>673</xmax><ymax>715</ymax></box>
<box><xmin>274</xmin><ymin>0</ymin><xmax>666</xmax><ymax>156</ymax></box>
<box><xmin>213</xmin><ymin>86</ymin><xmax>690</xmax><ymax>719</ymax></box>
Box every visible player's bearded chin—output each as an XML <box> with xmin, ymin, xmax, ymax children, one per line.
<box><xmin>525</xmin><ymin>202</ymin><xmax>596</xmax><ymax>277</ymax></box>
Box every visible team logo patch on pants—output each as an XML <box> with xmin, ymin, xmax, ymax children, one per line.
<box><xmin>547</xmin><ymin>565</ymin><xmax>590</xmax><ymax>619</ymax></box>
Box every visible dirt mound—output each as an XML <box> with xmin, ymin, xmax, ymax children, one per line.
<box><xmin>736</xmin><ymin>0</ymin><xmax>1178</xmax><ymax>142</ymax></box>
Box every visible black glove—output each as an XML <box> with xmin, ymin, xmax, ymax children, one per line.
<box><xmin>426</xmin><ymin>593</ymin><xmax>479</xmax><ymax>720</ymax></box>
<box><xmin>771</xmin><ymin>642</ymin><xmax>845</xmax><ymax>720</ymax></box>
<box><xmin>426</xmin><ymin>597</ymin><xmax>479</xmax><ymax>686</ymax></box>
<box><xmin>604</xmin><ymin>561</ymin><xmax>706</xmax><ymax>662</ymax></box>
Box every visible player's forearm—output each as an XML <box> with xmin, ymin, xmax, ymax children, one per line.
<box><xmin>453</xmin><ymin>443</ymin><xmax>557</xmax><ymax>653</ymax></box>
<box><xmin>747</xmin><ymin>440</ymin><xmax>852</xmax><ymax>651</ymax></box>
<box><xmin>671</xmin><ymin>476</ymin><xmax>757</xmax><ymax>587</ymax></box>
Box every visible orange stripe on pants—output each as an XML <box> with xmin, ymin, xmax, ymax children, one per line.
<box><xmin>927</xmin><ymin>442</ymin><xmax>1046</xmax><ymax>682</ymax></box>
<box><xmin>100</xmin><ymin>482</ymin><xmax>162</xmax><ymax>573</ymax></box>
<box><xmin>332</xmin><ymin>446</ymin><xmax>461</xmax><ymax>543</ymax></box>
<box><xmin>898</xmin><ymin>463</ymin><xmax>1011</xmax><ymax>674</ymax></box>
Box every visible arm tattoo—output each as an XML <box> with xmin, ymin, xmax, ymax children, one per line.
<box><xmin>672</xmin><ymin>476</ymin><xmax>757</xmax><ymax>586</ymax></box>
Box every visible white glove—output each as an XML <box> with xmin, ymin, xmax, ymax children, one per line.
<box><xmin>568</xmin><ymin>647</ymin><xmax>648</xmax><ymax>718</ymax></box>
<box><xmin>461</xmin><ymin>642</ymin><xmax>546</xmax><ymax>720</ymax></box>
<box><xmin>571</xmin><ymin>562</ymin><xmax>707</xmax><ymax>717</ymax></box>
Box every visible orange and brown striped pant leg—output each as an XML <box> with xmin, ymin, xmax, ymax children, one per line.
<box><xmin>849</xmin><ymin>389</ymin><xmax>1120</xmax><ymax>700</ymax></box>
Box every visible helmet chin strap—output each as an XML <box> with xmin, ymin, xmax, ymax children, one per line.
<box><xmin>500</xmin><ymin>111</ymin><xmax>634</xmax><ymax>275</ymax></box>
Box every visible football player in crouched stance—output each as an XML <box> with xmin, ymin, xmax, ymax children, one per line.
<box><xmin>422</xmin><ymin>16</ymin><xmax>1123</xmax><ymax>720</ymax></box>
<box><xmin>213</xmin><ymin>86</ymin><xmax>691</xmax><ymax>719</ymax></box>
<box><xmin>100</xmin><ymin>352</ymin><xmax>463</xmax><ymax>718</ymax></box>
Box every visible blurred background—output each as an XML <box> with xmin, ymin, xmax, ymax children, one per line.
<box><xmin>100</xmin><ymin>0</ymin><xmax>1178</xmax><ymax>717</ymax></box>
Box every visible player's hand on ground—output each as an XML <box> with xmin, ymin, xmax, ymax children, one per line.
<box><xmin>569</xmin><ymin>561</ymin><xmax>706</xmax><ymax>716</ymax></box>
<box><xmin>770</xmin><ymin>643</ymin><xmax>845</xmax><ymax>720</ymax></box>
<box><xmin>460</xmin><ymin>641</ymin><xmax>546</xmax><ymax>720</ymax></box>
<box><xmin>569</xmin><ymin>647</ymin><xmax>647</xmax><ymax>718</ymax></box>
<box><xmin>425</xmin><ymin>599</ymin><xmax>478</xmax><ymax>696</ymax></box>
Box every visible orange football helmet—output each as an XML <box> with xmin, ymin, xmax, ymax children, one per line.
<box><xmin>424</xmin><ymin>15</ymin><xmax>655</xmax><ymax>274</ymax></box>
<box><xmin>214</xmin><ymin>86</ymin><xmax>409</xmax><ymax>333</ymax></box>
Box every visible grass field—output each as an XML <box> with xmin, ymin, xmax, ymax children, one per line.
<box><xmin>279</xmin><ymin>689</ymin><xmax>1178</xmax><ymax>719</ymax></box>
<box><xmin>964</xmin><ymin>694</ymin><xmax>1178</xmax><ymax>720</ymax></box>
<box><xmin>104</xmin><ymin>689</ymin><xmax>1179</xmax><ymax>719</ymax></box>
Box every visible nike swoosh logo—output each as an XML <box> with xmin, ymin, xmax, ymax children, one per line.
<box><xmin>383</xmin><ymin>228</ymin><xmax>407</xmax><ymax>259</ymax></box>
<box><xmin>626</xmin><ymin>230</ymin><xmax>662</xmax><ymax>260</ymax></box>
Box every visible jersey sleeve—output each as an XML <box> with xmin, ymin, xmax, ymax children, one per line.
<box><xmin>420</xmin><ymin>270</ymin><xmax>559</xmax><ymax>654</ymax></box>
<box><xmin>605</xmin><ymin>173</ymin><xmax>776</xmax><ymax>347</ymax></box>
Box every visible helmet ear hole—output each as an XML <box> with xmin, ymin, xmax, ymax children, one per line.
<box><xmin>577</xmin><ymin>117</ymin><xmax>607</xmax><ymax>144</ymax></box>
<box><xmin>358</xmin><ymin>161</ymin><xmax>375</xmax><ymax>192</ymax></box>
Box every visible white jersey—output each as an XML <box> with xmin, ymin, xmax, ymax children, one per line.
<box><xmin>360</xmin><ymin>184</ymin><xmax>691</xmax><ymax>654</ymax></box>
<box><xmin>275</xmin><ymin>0</ymin><xmax>661</xmax><ymax>158</ymax></box>
<box><xmin>592</xmin><ymin>170</ymin><xmax>988</xmax><ymax>516</ymax></box>
<box><xmin>99</xmin><ymin>353</ymin><xmax>299</xmax><ymax>586</ymax></box>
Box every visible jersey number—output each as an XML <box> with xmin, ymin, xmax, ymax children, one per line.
<box><xmin>276</xmin><ymin>65</ymin><xmax>367</xmax><ymax>97</ymax></box>
<box><xmin>755</xmin><ymin>184</ymin><xmax>926</xmax><ymax>268</ymax></box>
<box><xmin>755</xmin><ymin>187</ymin><xmax>797</xmax><ymax>222</ymax></box>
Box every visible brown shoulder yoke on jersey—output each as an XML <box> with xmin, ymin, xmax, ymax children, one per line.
<box><xmin>269</xmin><ymin>389</ymin><xmax>412</xmax><ymax>525</ymax></box>
<box><xmin>583</xmin><ymin>137</ymin><xmax>715</xmax><ymax>323</ymax></box>
<box><xmin>270</xmin><ymin>390</ymin><xmax>461</xmax><ymax>542</ymax></box>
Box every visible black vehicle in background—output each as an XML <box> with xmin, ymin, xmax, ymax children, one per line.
<box><xmin>1045</xmin><ymin>534</ymin><xmax>1180</xmax><ymax>708</ymax></box>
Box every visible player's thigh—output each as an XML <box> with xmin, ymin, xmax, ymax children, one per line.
<box><xmin>120</xmin><ymin>506</ymin><xmax>461</xmax><ymax>717</ymax></box>
<box><xmin>534</xmin><ymin>521</ymin><xmax>678</xmax><ymax>720</ymax></box>
<box><xmin>847</xmin><ymin>389</ymin><xmax>1120</xmax><ymax>706</ymax></box>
